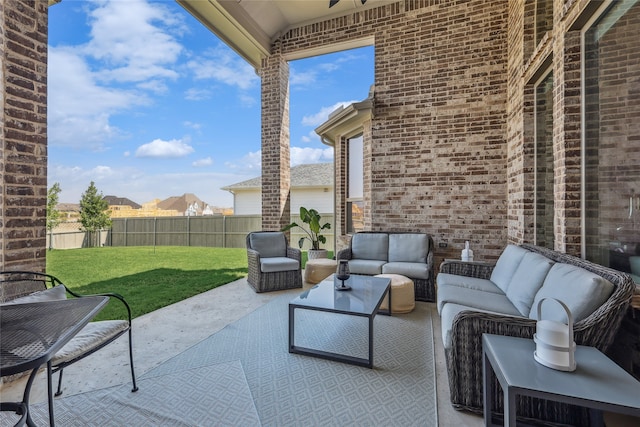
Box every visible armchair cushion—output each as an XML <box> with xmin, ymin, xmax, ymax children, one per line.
<box><xmin>249</xmin><ymin>232</ymin><xmax>287</xmax><ymax>258</ymax></box>
<box><xmin>260</xmin><ymin>257</ymin><xmax>300</xmax><ymax>273</ymax></box>
<box><xmin>2</xmin><ymin>285</ymin><xmax>67</xmax><ymax>304</ymax></box>
<box><xmin>351</xmin><ymin>233</ymin><xmax>388</xmax><ymax>261</ymax></box>
<box><xmin>52</xmin><ymin>320</ymin><xmax>129</xmax><ymax>365</ymax></box>
<box><xmin>530</xmin><ymin>263</ymin><xmax>615</xmax><ymax>323</ymax></box>
<box><xmin>388</xmin><ymin>233</ymin><xmax>428</xmax><ymax>263</ymax></box>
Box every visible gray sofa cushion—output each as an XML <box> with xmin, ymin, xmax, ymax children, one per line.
<box><xmin>437</xmin><ymin>284</ymin><xmax>521</xmax><ymax>316</ymax></box>
<box><xmin>437</xmin><ymin>273</ymin><xmax>504</xmax><ymax>294</ymax></box>
<box><xmin>388</xmin><ymin>233</ymin><xmax>428</xmax><ymax>263</ymax></box>
<box><xmin>530</xmin><ymin>263</ymin><xmax>615</xmax><ymax>323</ymax></box>
<box><xmin>505</xmin><ymin>252</ymin><xmax>554</xmax><ymax>316</ymax></box>
<box><xmin>351</xmin><ymin>233</ymin><xmax>389</xmax><ymax>261</ymax></box>
<box><xmin>250</xmin><ymin>232</ymin><xmax>286</xmax><ymax>258</ymax></box>
<box><xmin>348</xmin><ymin>259</ymin><xmax>386</xmax><ymax>275</ymax></box>
<box><xmin>52</xmin><ymin>320</ymin><xmax>129</xmax><ymax>365</ymax></box>
<box><xmin>382</xmin><ymin>262</ymin><xmax>429</xmax><ymax>279</ymax></box>
<box><xmin>490</xmin><ymin>244</ymin><xmax>529</xmax><ymax>293</ymax></box>
<box><xmin>260</xmin><ymin>257</ymin><xmax>299</xmax><ymax>273</ymax></box>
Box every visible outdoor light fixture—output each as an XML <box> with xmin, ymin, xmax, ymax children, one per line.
<box><xmin>533</xmin><ymin>298</ymin><xmax>577</xmax><ymax>372</ymax></box>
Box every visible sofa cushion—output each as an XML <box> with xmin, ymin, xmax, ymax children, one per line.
<box><xmin>52</xmin><ymin>320</ymin><xmax>129</xmax><ymax>365</ymax></box>
<box><xmin>260</xmin><ymin>257</ymin><xmax>299</xmax><ymax>273</ymax></box>
<box><xmin>250</xmin><ymin>232</ymin><xmax>286</xmax><ymax>258</ymax></box>
<box><xmin>2</xmin><ymin>285</ymin><xmax>67</xmax><ymax>304</ymax></box>
<box><xmin>388</xmin><ymin>233</ymin><xmax>428</xmax><ymax>263</ymax></box>
<box><xmin>490</xmin><ymin>245</ymin><xmax>529</xmax><ymax>293</ymax></box>
<box><xmin>440</xmin><ymin>303</ymin><xmax>524</xmax><ymax>350</ymax></box>
<box><xmin>436</xmin><ymin>285</ymin><xmax>521</xmax><ymax>316</ymax></box>
<box><xmin>529</xmin><ymin>263</ymin><xmax>615</xmax><ymax>323</ymax></box>
<box><xmin>351</xmin><ymin>233</ymin><xmax>389</xmax><ymax>261</ymax></box>
<box><xmin>382</xmin><ymin>262</ymin><xmax>429</xmax><ymax>279</ymax></box>
<box><xmin>437</xmin><ymin>273</ymin><xmax>504</xmax><ymax>294</ymax></box>
<box><xmin>348</xmin><ymin>259</ymin><xmax>386</xmax><ymax>276</ymax></box>
<box><xmin>505</xmin><ymin>252</ymin><xmax>554</xmax><ymax>316</ymax></box>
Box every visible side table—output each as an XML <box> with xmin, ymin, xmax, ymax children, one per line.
<box><xmin>482</xmin><ymin>334</ymin><xmax>640</xmax><ymax>427</ymax></box>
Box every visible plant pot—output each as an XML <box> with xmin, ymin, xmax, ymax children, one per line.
<box><xmin>307</xmin><ymin>249</ymin><xmax>328</xmax><ymax>260</ymax></box>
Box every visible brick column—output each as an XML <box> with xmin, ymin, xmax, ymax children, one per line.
<box><xmin>0</xmin><ymin>0</ymin><xmax>48</xmax><ymax>271</ymax></box>
<box><xmin>259</xmin><ymin>51</ymin><xmax>291</xmax><ymax>231</ymax></box>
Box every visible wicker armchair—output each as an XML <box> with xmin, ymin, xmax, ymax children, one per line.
<box><xmin>246</xmin><ymin>231</ymin><xmax>303</xmax><ymax>292</ymax></box>
<box><xmin>439</xmin><ymin>244</ymin><xmax>636</xmax><ymax>426</ymax></box>
<box><xmin>0</xmin><ymin>271</ymin><xmax>138</xmax><ymax>398</ymax></box>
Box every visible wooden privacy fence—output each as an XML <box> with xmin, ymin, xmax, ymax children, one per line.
<box><xmin>47</xmin><ymin>214</ymin><xmax>335</xmax><ymax>251</ymax></box>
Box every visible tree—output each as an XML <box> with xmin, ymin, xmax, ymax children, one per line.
<box><xmin>79</xmin><ymin>181</ymin><xmax>111</xmax><ymax>247</ymax></box>
<box><xmin>46</xmin><ymin>183</ymin><xmax>63</xmax><ymax>250</ymax></box>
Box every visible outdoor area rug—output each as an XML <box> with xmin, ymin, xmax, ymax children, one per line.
<box><xmin>2</xmin><ymin>292</ymin><xmax>437</xmax><ymax>426</ymax></box>
<box><xmin>146</xmin><ymin>292</ymin><xmax>438</xmax><ymax>426</ymax></box>
<box><xmin>0</xmin><ymin>360</ymin><xmax>260</xmax><ymax>426</ymax></box>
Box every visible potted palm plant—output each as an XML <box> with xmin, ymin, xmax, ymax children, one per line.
<box><xmin>282</xmin><ymin>207</ymin><xmax>331</xmax><ymax>259</ymax></box>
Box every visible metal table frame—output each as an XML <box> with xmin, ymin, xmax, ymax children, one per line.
<box><xmin>1</xmin><ymin>297</ymin><xmax>108</xmax><ymax>427</ymax></box>
<box><xmin>288</xmin><ymin>275</ymin><xmax>390</xmax><ymax>368</ymax></box>
<box><xmin>482</xmin><ymin>334</ymin><xmax>640</xmax><ymax>427</ymax></box>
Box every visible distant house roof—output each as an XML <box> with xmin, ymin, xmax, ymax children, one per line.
<box><xmin>158</xmin><ymin>193</ymin><xmax>207</xmax><ymax>214</ymax></box>
<box><xmin>222</xmin><ymin>163</ymin><xmax>333</xmax><ymax>191</ymax></box>
<box><xmin>103</xmin><ymin>195</ymin><xmax>141</xmax><ymax>209</ymax></box>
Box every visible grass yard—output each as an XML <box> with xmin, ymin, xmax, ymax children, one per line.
<box><xmin>46</xmin><ymin>246</ymin><xmax>248</xmax><ymax>321</ymax></box>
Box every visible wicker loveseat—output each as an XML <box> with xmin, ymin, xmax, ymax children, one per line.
<box><xmin>437</xmin><ymin>244</ymin><xmax>635</xmax><ymax>426</ymax></box>
<box><xmin>336</xmin><ymin>231</ymin><xmax>435</xmax><ymax>302</ymax></box>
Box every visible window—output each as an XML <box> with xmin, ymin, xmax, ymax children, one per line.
<box><xmin>583</xmin><ymin>1</ymin><xmax>640</xmax><ymax>283</ymax></box>
<box><xmin>535</xmin><ymin>69</ymin><xmax>554</xmax><ymax>249</ymax></box>
<box><xmin>347</xmin><ymin>134</ymin><xmax>364</xmax><ymax>233</ymax></box>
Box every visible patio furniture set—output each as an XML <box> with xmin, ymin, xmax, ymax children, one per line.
<box><xmin>247</xmin><ymin>231</ymin><xmax>640</xmax><ymax>425</ymax></box>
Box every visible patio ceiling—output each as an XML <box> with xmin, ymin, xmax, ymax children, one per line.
<box><xmin>177</xmin><ymin>0</ymin><xmax>395</xmax><ymax>69</ymax></box>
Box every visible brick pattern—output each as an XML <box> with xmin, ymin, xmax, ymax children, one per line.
<box><xmin>259</xmin><ymin>51</ymin><xmax>291</xmax><ymax>232</ymax></box>
<box><xmin>269</xmin><ymin>0</ymin><xmax>510</xmax><ymax>265</ymax></box>
<box><xmin>1</xmin><ymin>0</ymin><xmax>48</xmax><ymax>272</ymax></box>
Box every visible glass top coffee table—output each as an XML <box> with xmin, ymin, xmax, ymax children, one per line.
<box><xmin>288</xmin><ymin>274</ymin><xmax>391</xmax><ymax>368</ymax></box>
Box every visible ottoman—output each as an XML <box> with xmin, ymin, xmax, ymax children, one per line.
<box><xmin>304</xmin><ymin>258</ymin><xmax>337</xmax><ymax>284</ymax></box>
<box><xmin>375</xmin><ymin>274</ymin><xmax>415</xmax><ymax>314</ymax></box>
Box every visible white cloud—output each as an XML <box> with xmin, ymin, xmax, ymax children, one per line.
<box><xmin>84</xmin><ymin>0</ymin><xmax>183</xmax><ymax>83</ymax></box>
<box><xmin>225</xmin><ymin>150</ymin><xmax>261</xmax><ymax>171</ymax></box>
<box><xmin>290</xmin><ymin>69</ymin><xmax>317</xmax><ymax>87</ymax></box>
<box><xmin>192</xmin><ymin>157</ymin><xmax>213</xmax><ymax>167</ymax></box>
<box><xmin>135</xmin><ymin>138</ymin><xmax>194</xmax><ymax>158</ymax></box>
<box><xmin>184</xmin><ymin>88</ymin><xmax>212</xmax><ymax>101</ymax></box>
<box><xmin>187</xmin><ymin>47</ymin><xmax>258</xmax><ymax>90</ymax></box>
<box><xmin>291</xmin><ymin>147</ymin><xmax>334</xmax><ymax>166</ymax></box>
<box><xmin>301</xmin><ymin>101</ymin><xmax>358</xmax><ymax>127</ymax></box>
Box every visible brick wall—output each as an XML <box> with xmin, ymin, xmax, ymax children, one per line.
<box><xmin>267</xmin><ymin>0</ymin><xmax>510</xmax><ymax>265</ymax></box>
<box><xmin>1</xmin><ymin>0</ymin><xmax>48</xmax><ymax>272</ymax></box>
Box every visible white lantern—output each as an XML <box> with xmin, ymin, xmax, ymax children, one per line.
<box><xmin>533</xmin><ymin>298</ymin><xmax>576</xmax><ymax>372</ymax></box>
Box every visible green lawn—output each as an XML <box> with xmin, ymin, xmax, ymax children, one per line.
<box><xmin>46</xmin><ymin>246</ymin><xmax>248</xmax><ymax>321</ymax></box>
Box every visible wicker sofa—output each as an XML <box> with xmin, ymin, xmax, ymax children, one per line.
<box><xmin>336</xmin><ymin>231</ymin><xmax>435</xmax><ymax>302</ymax></box>
<box><xmin>437</xmin><ymin>243</ymin><xmax>635</xmax><ymax>426</ymax></box>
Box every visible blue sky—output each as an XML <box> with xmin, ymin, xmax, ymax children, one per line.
<box><xmin>48</xmin><ymin>0</ymin><xmax>374</xmax><ymax>207</ymax></box>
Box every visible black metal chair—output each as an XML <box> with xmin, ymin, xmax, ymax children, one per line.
<box><xmin>0</xmin><ymin>271</ymin><xmax>138</xmax><ymax>400</ymax></box>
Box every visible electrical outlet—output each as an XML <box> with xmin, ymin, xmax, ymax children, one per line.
<box><xmin>438</xmin><ymin>242</ymin><xmax>448</xmax><ymax>248</ymax></box>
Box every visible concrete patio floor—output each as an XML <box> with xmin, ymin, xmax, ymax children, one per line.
<box><xmin>1</xmin><ymin>276</ymin><xmax>636</xmax><ymax>426</ymax></box>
